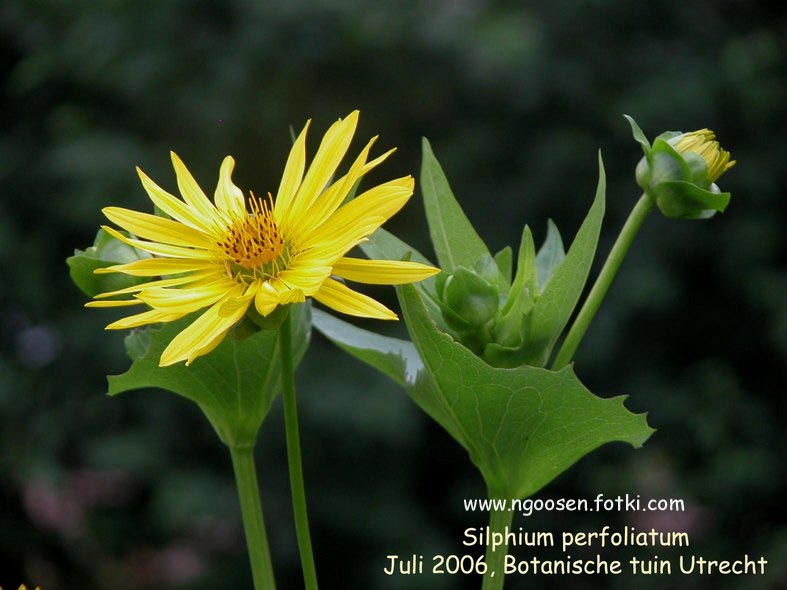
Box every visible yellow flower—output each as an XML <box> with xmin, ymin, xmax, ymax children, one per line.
<box><xmin>673</xmin><ymin>128</ymin><xmax>736</xmax><ymax>182</ymax></box>
<box><xmin>87</xmin><ymin>111</ymin><xmax>439</xmax><ymax>366</ymax></box>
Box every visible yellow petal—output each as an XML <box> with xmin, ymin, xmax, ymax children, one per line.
<box><xmin>95</xmin><ymin>271</ymin><xmax>215</xmax><ymax>298</ymax></box>
<box><xmin>137</xmin><ymin>279</ymin><xmax>236</xmax><ymax>314</ymax></box>
<box><xmin>137</xmin><ymin>167</ymin><xmax>218</xmax><ymax>235</ymax></box>
<box><xmin>102</xmin><ymin>226</ymin><xmax>214</xmax><ymax>260</ymax></box>
<box><xmin>304</xmin><ymin>217</ymin><xmax>385</xmax><ymax>263</ymax></box>
<box><xmin>95</xmin><ymin>257</ymin><xmax>213</xmax><ymax>276</ymax></box>
<box><xmin>170</xmin><ymin>151</ymin><xmax>224</xmax><ymax>229</ymax></box>
<box><xmin>159</xmin><ymin>285</ymin><xmax>250</xmax><ymax>366</ymax></box>
<box><xmin>276</xmin><ymin>264</ymin><xmax>332</xmax><ymax>295</ymax></box>
<box><xmin>332</xmin><ymin>258</ymin><xmax>439</xmax><ymax>285</ymax></box>
<box><xmin>280</xmin><ymin>289</ymin><xmax>306</xmax><ymax>304</ymax></box>
<box><xmin>186</xmin><ymin>290</ymin><xmax>256</xmax><ymax>362</ymax></box>
<box><xmin>292</xmin><ymin>135</ymin><xmax>377</xmax><ymax>240</ymax></box>
<box><xmin>313</xmin><ymin>277</ymin><xmax>397</xmax><ymax>320</ymax></box>
<box><xmin>106</xmin><ymin>309</ymin><xmax>186</xmax><ymax>330</ymax></box>
<box><xmin>284</xmin><ymin>111</ymin><xmax>359</xmax><ymax>228</ymax></box>
<box><xmin>85</xmin><ymin>299</ymin><xmax>145</xmax><ymax>308</ymax></box>
<box><xmin>275</xmin><ymin>120</ymin><xmax>311</xmax><ymax>222</ymax></box>
<box><xmin>361</xmin><ymin>147</ymin><xmax>396</xmax><ymax>175</ymax></box>
<box><xmin>254</xmin><ymin>280</ymin><xmax>281</xmax><ymax>316</ymax></box>
<box><xmin>301</xmin><ymin>176</ymin><xmax>413</xmax><ymax>248</ymax></box>
<box><xmin>213</xmin><ymin>156</ymin><xmax>246</xmax><ymax>219</ymax></box>
<box><xmin>103</xmin><ymin>207</ymin><xmax>213</xmax><ymax>249</ymax></box>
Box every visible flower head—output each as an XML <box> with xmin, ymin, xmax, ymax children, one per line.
<box><xmin>87</xmin><ymin>111</ymin><xmax>439</xmax><ymax>366</ymax></box>
<box><xmin>672</xmin><ymin>129</ymin><xmax>735</xmax><ymax>182</ymax></box>
<box><xmin>625</xmin><ymin>116</ymin><xmax>735</xmax><ymax>220</ymax></box>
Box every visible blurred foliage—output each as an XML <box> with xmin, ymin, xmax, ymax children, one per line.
<box><xmin>0</xmin><ymin>1</ymin><xmax>784</xmax><ymax>588</ymax></box>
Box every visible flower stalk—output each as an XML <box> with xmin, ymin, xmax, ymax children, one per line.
<box><xmin>553</xmin><ymin>118</ymin><xmax>736</xmax><ymax>369</ymax></box>
<box><xmin>552</xmin><ymin>193</ymin><xmax>655</xmax><ymax>370</ymax></box>
<box><xmin>481</xmin><ymin>498</ymin><xmax>515</xmax><ymax>590</ymax></box>
<box><xmin>230</xmin><ymin>445</ymin><xmax>276</xmax><ymax>589</ymax></box>
<box><xmin>280</xmin><ymin>311</ymin><xmax>319</xmax><ymax>589</ymax></box>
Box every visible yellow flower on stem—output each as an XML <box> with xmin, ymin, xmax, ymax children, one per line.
<box><xmin>87</xmin><ymin>111</ymin><xmax>439</xmax><ymax>366</ymax></box>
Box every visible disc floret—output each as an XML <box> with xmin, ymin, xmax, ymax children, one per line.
<box><xmin>219</xmin><ymin>193</ymin><xmax>285</xmax><ymax>273</ymax></box>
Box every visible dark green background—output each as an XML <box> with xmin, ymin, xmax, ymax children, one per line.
<box><xmin>1</xmin><ymin>1</ymin><xmax>784</xmax><ymax>588</ymax></box>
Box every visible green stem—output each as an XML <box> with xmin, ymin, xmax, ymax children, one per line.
<box><xmin>552</xmin><ymin>193</ymin><xmax>654</xmax><ymax>370</ymax></box>
<box><xmin>280</xmin><ymin>312</ymin><xmax>319</xmax><ymax>589</ymax></box>
<box><xmin>230</xmin><ymin>445</ymin><xmax>276</xmax><ymax>589</ymax></box>
<box><xmin>481</xmin><ymin>500</ymin><xmax>514</xmax><ymax>590</ymax></box>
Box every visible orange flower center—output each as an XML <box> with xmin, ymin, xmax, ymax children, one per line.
<box><xmin>218</xmin><ymin>194</ymin><xmax>284</xmax><ymax>269</ymax></box>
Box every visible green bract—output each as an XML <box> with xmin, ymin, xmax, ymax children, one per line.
<box><xmin>313</xmin><ymin>139</ymin><xmax>653</xmax><ymax>502</ymax></box>
<box><xmin>424</xmin><ymin>141</ymin><xmax>605</xmax><ymax>369</ymax></box>
<box><xmin>67</xmin><ymin>228</ymin><xmax>150</xmax><ymax>297</ymax></box>
<box><xmin>625</xmin><ymin>115</ymin><xmax>731</xmax><ymax>220</ymax></box>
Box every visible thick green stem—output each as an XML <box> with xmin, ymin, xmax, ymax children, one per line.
<box><xmin>230</xmin><ymin>446</ymin><xmax>276</xmax><ymax>589</ymax></box>
<box><xmin>552</xmin><ymin>193</ymin><xmax>655</xmax><ymax>370</ymax></box>
<box><xmin>280</xmin><ymin>312</ymin><xmax>319</xmax><ymax>589</ymax></box>
<box><xmin>482</xmin><ymin>501</ymin><xmax>514</xmax><ymax>590</ymax></box>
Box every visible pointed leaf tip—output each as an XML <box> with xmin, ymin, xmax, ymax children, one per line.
<box><xmin>623</xmin><ymin>115</ymin><xmax>651</xmax><ymax>155</ymax></box>
<box><xmin>420</xmin><ymin>138</ymin><xmax>490</xmax><ymax>272</ymax></box>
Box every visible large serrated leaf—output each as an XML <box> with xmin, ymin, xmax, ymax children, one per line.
<box><xmin>524</xmin><ymin>154</ymin><xmax>606</xmax><ymax>366</ymax></box>
<box><xmin>397</xmin><ymin>284</ymin><xmax>653</xmax><ymax>498</ymax></box>
<box><xmin>421</xmin><ymin>138</ymin><xmax>491</xmax><ymax>272</ymax></box>
<box><xmin>314</xmin><ymin>291</ymin><xmax>654</xmax><ymax>500</ymax></box>
<box><xmin>108</xmin><ymin>303</ymin><xmax>311</xmax><ymax>448</ymax></box>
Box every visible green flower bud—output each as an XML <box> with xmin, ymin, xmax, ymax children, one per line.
<box><xmin>625</xmin><ymin>116</ymin><xmax>735</xmax><ymax>220</ymax></box>
<box><xmin>442</xmin><ymin>267</ymin><xmax>499</xmax><ymax>331</ymax></box>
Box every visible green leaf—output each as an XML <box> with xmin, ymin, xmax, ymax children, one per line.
<box><xmin>362</xmin><ymin>228</ymin><xmax>435</xmax><ymax>268</ymax></box>
<box><xmin>500</xmin><ymin>225</ymin><xmax>537</xmax><ymax>317</ymax></box>
<box><xmin>66</xmin><ymin>228</ymin><xmax>149</xmax><ymax>297</ymax></box>
<box><xmin>535</xmin><ymin>220</ymin><xmax>566</xmax><ymax>292</ymax></box>
<box><xmin>473</xmin><ymin>253</ymin><xmax>510</xmax><ymax>295</ymax></box>
<box><xmin>524</xmin><ymin>153</ymin><xmax>606</xmax><ymax>366</ymax></box>
<box><xmin>311</xmin><ymin>308</ymin><xmax>470</xmax><ymax>453</ymax></box>
<box><xmin>124</xmin><ymin>328</ymin><xmax>151</xmax><ymax>360</ymax></box>
<box><xmin>398</xmin><ymin>284</ymin><xmax>654</xmax><ymax>498</ymax></box>
<box><xmin>474</xmin><ymin>254</ymin><xmax>502</xmax><ymax>289</ymax></box>
<box><xmin>494</xmin><ymin>246</ymin><xmax>513</xmax><ymax>286</ymax></box>
<box><xmin>109</xmin><ymin>303</ymin><xmax>312</xmax><ymax>448</ymax></box>
<box><xmin>624</xmin><ymin>115</ymin><xmax>651</xmax><ymax>155</ymax></box>
<box><xmin>312</xmin><ymin>308</ymin><xmax>422</xmax><ymax>388</ymax></box>
<box><xmin>421</xmin><ymin>138</ymin><xmax>490</xmax><ymax>272</ymax></box>
<box><xmin>483</xmin><ymin>340</ymin><xmax>534</xmax><ymax>368</ymax></box>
